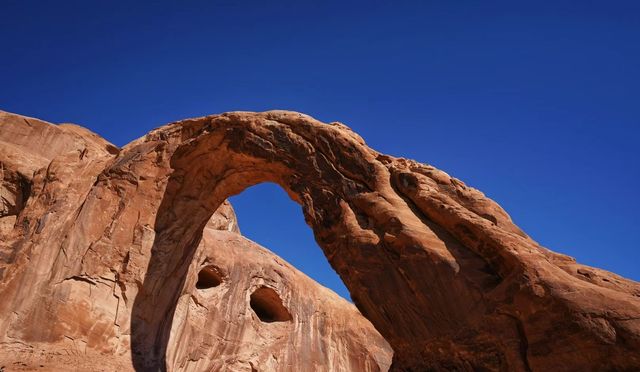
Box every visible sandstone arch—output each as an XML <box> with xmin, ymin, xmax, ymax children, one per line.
<box><xmin>1</xmin><ymin>110</ymin><xmax>639</xmax><ymax>371</ymax></box>
<box><xmin>127</xmin><ymin>111</ymin><xmax>640</xmax><ymax>370</ymax></box>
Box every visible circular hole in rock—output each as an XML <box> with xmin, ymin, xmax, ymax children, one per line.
<box><xmin>250</xmin><ymin>286</ymin><xmax>292</xmax><ymax>323</ymax></box>
<box><xmin>196</xmin><ymin>266</ymin><xmax>222</xmax><ymax>289</ymax></box>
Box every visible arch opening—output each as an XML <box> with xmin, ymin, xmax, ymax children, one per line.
<box><xmin>229</xmin><ymin>182</ymin><xmax>352</xmax><ymax>301</ymax></box>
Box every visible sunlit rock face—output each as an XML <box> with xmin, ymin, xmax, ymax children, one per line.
<box><xmin>0</xmin><ymin>109</ymin><xmax>639</xmax><ymax>371</ymax></box>
<box><xmin>167</xmin><ymin>221</ymin><xmax>391</xmax><ymax>371</ymax></box>
<box><xmin>0</xmin><ymin>111</ymin><xmax>390</xmax><ymax>371</ymax></box>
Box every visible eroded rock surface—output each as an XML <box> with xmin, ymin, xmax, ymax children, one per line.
<box><xmin>0</xmin><ymin>110</ymin><xmax>639</xmax><ymax>371</ymax></box>
<box><xmin>0</xmin><ymin>111</ymin><xmax>390</xmax><ymax>371</ymax></box>
<box><xmin>167</xmin><ymin>222</ymin><xmax>391</xmax><ymax>371</ymax></box>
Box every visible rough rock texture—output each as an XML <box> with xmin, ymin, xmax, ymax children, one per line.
<box><xmin>0</xmin><ymin>109</ymin><xmax>639</xmax><ymax>371</ymax></box>
<box><xmin>0</xmin><ymin>111</ymin><xmax>391</xmax><ymax>372</ymax></box>
<box><xmin>168</xmin><ymin>223</ymin><xmax>391</xmax><ymax>371</ymax></box>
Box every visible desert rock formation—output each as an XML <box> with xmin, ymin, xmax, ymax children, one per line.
<box><xmin>167</xmin><ymin>222</ymin><xmax>391</xmax><ymax>371</ymax></box>
<box><xmin>1</xmin><ymin>109</ymin><xmax>639</xmax><ymax>371</ymax></box>
<box><xmin>0</xmin><ymin>111</ymin><xmax>391</xmax><ymax>371</ymax></box>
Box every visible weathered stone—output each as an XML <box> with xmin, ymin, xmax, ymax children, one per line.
<box><xmin>0</xmin><ymin>110</ymin><xmax>639</xmax><ymax>371</ymax></box>
<box><xmin>0</xmin><ymin>110</ymin><xmax>391</xmax><ymax>371</ymax></box>
<box><xmin>167</xmin><ymin>223</ymin><xmax>391</xmax><ymax>371</ymax></box>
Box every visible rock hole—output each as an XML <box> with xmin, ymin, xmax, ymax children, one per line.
<box><xmin>250</xmin><ymin>286</ymin><xmax>292</xmax><ymax>323</ymax></box>
<box><xmin>195</xmin><ymin>266</ymin><xmax>222</xmax><ymax>289</ymax></box>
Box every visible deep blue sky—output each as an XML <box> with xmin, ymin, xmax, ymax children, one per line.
<box><xmin>2</xmin><ymin>1</ymin><xmax>639</xmax><ymax>300</ymax></box>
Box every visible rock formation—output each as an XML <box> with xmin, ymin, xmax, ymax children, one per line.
<box><xmin>167</xmin><ymin>222</ymin><xmax>391</xmax><ymax>371</ymax></box>
<box><xmin>0</xmin><ymin>109</ymin><xmax>639</xmax><ymax>371</ymax></box>
<box><xmin>0</xmin><ymin>111</ymin><xmax>391</xmax><ymax>371</ymax></box>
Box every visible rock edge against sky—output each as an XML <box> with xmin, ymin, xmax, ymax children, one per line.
<box><xmin>0</xmin><ymin>110</ymin><xmax>638</xmax><ymax>371</ymax></box>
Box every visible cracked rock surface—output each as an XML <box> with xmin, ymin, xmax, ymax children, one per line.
<box><xmin>0</xmin><ymin>110</ymin><xmax>639</xmax><ymax>371</ymax></box>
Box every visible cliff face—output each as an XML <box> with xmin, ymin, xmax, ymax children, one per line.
<box><xmin>0</xmin><ymin>110</ymin><xmax>639</xmax><ymax>371</ymax></box>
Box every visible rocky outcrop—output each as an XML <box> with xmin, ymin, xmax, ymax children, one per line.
<box><xmin>0</xmin><ymin>111</ymin><xmax>391</xmax><ymax>371</ymax></box>
<box><xmin>167</xmin><ymin>222</ymin><xmax>391</xmax><ymax>371</ymax></box>
<box><xmin>0</xmin><ymin>110</ymin><xmax>639</xmax><ymax>371</ymax></box>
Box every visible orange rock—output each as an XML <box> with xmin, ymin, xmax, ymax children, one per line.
<box><xmin>0</xmin><ymin>110</ymin><xmax>638</xmax><ymax>371</ymax></box>
<box><xmin>167</xmin><ymin>223</ymin><xmax>391</xmax><ymax>371</ymax></box>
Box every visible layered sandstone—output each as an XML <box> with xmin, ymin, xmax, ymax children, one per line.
<box><xmin>1</xmin><ymin>110</ymin><xmax>639</xmax><ymax>371</ymax></box>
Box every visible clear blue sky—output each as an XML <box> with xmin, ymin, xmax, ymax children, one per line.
<box><xmin>2</xmin><ymin>1</ymin><xmax>639</xmax><ymax>300</ymax></box>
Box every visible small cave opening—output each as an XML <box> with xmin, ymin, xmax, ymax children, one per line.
<box><xmin>0</xmin><ymin>172</ymin><xmax>32</xmax><ymax>237</ymax></box>
<box><xmin>250</xmin><ymin>286</ymin><xmax>292</xmax><ymax>323</ymax></box>
<box><xmin>195</xmin><ymin>266</ymin><xmax>223</xmax><ymax>289</ymax></box>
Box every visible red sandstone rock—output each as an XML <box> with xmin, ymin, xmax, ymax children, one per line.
<box><xmin>0</xmin><ymin>110</ymin><xmax>639</xmax><ymax>371</ymax></box>
<box><xmin>168</xmin><ymin>223</ymin><xmax>391</xmax><ymax>371</ymax></box>
<box><xmin>0</xmin><ymin>111</ymin><xmax>390</xmax><ymax>371</ymax></box>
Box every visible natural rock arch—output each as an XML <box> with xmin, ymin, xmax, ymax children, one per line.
<box><xmin>126</xmin><ymin>111</ymin><xmax>639</xmax><ymax>371</ymax></box>
<box><xmin>0</xmin><ymin>110</ymin><xmax>638</xmax><ymax>371</ymax></box>
<box><xmin>130</xmin><ymin>111</ymin><xmax>426</xmax><ymax>369</ymax></box>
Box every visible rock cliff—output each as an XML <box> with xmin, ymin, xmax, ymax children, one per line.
<box><xmin>0</xmin><ymin>110</ymin><xmax>639</xmax><ymax>371</ymax></box>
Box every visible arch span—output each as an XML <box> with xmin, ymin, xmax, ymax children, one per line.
<box><xmin>124</xmin><ymin>111</ymin><xmax>639</xmax><ymax>371</ymax></box>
